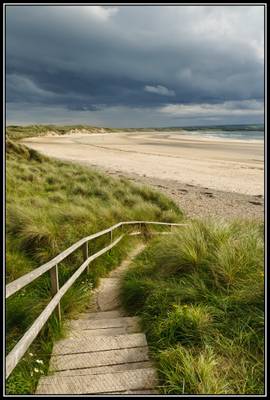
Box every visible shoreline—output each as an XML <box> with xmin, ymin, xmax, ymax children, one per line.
<box><xmin>174</xmin><ymin>129</ymin><xmax>264</xmax><ymax>144</ymax></box>
<box><xmin>27</xmin><ymin>130</ymin><xmax>264</xmax><ymax>144</ymax></box>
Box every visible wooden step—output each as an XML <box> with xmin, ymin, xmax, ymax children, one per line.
<box><xmin>68</xmin><ymin>316</ymin><xmax>140</xmax><ymax>331</ymax></box>
<box><xmin>35</xmin><ymin>244</ymin><xmax>157</xmax><ymax>395</ymax></box>
<box><xmin>53</xmin><ymin>333</ymin><xmax>147</xmax><ymax>355</ymax></box>
<box><xmin>69</xmin><ymin>325</ymin><xmax>141</xmax><ymax>338</ymax></box>
<box><xmin>50</xmin><ymin>346</ymin><xmax>150</xmax><ymax>372</ymax></box>
<box><xmin>53</xmin><ymin>361</ymin><xmax>154</xmax><ymax>377</ymax></box>
<box><xmin>76</xmin><ymin>310</ymin><xmax>124</xmax><ymax>320</ymax></box>
<box><xmin>36</xmin><ymin>368</ymin><xmax>158</xmax><ymax>394</ymax></box>
<box><xmin>101</xmin><ymin>389</ymin><xmax>159</xmax><ymax>394</ymax></box>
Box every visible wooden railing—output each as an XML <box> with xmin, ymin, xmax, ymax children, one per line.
<box><xmin>5</xmin><ymin>220</ymin><xmax>186</xmax><ymax>379</ymax></box>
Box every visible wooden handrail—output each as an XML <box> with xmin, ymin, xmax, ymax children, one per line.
<box><xmin>6</xmin><ymin>235</ymin><xmax>124</xmax><ymax>379</ymax></box>
<box><xmin>6</xmin><ymin>221</ymin><xmax>186</xmax><ymax>299</ymax></box>
<box><xmin>5</xmin><ymin>220</ymin><xmax>186</xmax><ymax>379</ymax></box>
<box><xmin>6</xmin><ymin>222</ymin><xmax>122</xmax><ymax>299</ymax></box>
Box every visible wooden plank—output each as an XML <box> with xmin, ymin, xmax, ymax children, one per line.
<box><xmin>101</xmin><ymin>389</ymin><xmax>159</xmax><ymax>394</ymax></box>
<box><xmin>76</xmin><ymin>310</ymin><xmax>124</xmax><ymax>320</ymax></box>
<box><xmin>69</xmin><ymin>326</ymin><xmax>140</xmax><ymax>338</ymax></box>
<box><xmin>5</xmin><ymin>235</ymin><xmax>124</xmax><ymax>379</ymax></box>
<box><xmin>52</xmin><ymin>361</ymin><xmax>154</xmax><ymax>377</ymax></box>
<box><xmin>50</xmin><ymin>346</ymin><xmax>150</xmax><ymax>371</ymax></box>
<box><xmin>52</xmin><ymin>333</ymin><xmax>147</xmax><ymax>355</ymax></box>
<box><xmin>36</xmin><ymin>368</ymin><xmax>158</xmax><ymax>394</ymax></box>
<box><xmin>68</xmin><ymin>316</ymin><xmax>140</xmax><ymax>331</ymax></box>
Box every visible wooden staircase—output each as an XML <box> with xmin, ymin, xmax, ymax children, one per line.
<box><xmin>36</xmin><ymin>245</ymin><xmax>159</xmax><ymax>395</ymax></box>
<box><xmin>6</xmin><ymin>221</ymin><xmax>185</xmax><ymax>382</ymax></box>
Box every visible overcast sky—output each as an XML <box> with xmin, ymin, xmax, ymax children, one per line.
<box><xmin>6</xmin><ymin>5</ymin><xmax>264</xmax><ymax>127</ymax></box>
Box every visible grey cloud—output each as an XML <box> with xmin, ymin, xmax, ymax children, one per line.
<box><xmin>144</xmin><ymin>85</ymin><xmax>175</xmax><ymax>96</ymax></box>
<box><xmin>159</xmin><ymin>100</ymin><xmax>264</xmax><ymax>119</ymax></box>
<box><xmin>5</xmin><ymin>5</ymin><xmax>264</xmax><ymax>126</ymax></box>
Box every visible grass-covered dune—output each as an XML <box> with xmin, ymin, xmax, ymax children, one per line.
<box><xmin>6</xmin><ymin>124</ymin><xmax>194</xmax><ymax>142</ymax></box>
<box><xmin>6</xmin><ymin>124</ymin><xmax>120</xmax><ymax>141</ymax></box>
<box><xmin>6</xmin><ymin>124</ymin><xmax>167</xmax><ymax>142</ymax></box>
<box><xmin>121</xmin><ymin>220</ymin><xmax>264</xmax><ymax>394</ymax></box>
<box><xmin>6</xmin><ymin>138</ymin><xmax>183</xmax><ymax>394</ymax></box>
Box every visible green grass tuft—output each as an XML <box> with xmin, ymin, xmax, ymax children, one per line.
<box><xmin>121</xmin><ymin>219</ymin><xmax>264</xmax><ymax>394</ymax></box>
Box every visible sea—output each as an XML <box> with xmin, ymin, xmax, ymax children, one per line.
<box><xmin>165</xmin><ymin>124</ymin><xmax>264</xmax><ymax>141</ymax></box>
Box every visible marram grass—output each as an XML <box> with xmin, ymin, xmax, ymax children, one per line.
<box><xmin>121</xmin><ymin>219</ymin><xmax>264</xmax><ymax>394</ymax></box>
<box><xmin>5</xmin><ymin>138</ymin><xmax>183</xmax><ymax>394</ymax></box>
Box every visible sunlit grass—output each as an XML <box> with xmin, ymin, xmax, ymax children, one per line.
<box><xmin>121</xmin><ymin>219</ymin><xmax>264</xmax><ymax>394</ymax></box>
<box><xmin>5</xmin><ymin>137</ymin><xmax>183</xmax><ymax>394</ymax></box>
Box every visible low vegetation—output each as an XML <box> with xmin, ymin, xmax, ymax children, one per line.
<box><xmin>6</xmin><ymin>124</ymin><xmax>166</xmax><ymax>142</ymax></box>
<box><xmin>6</xmin><ymin>124</ymin><xmax>200</xmax><ymax>142</ymax></box>
<box><xmin>6</xmin><ymin>138</ymin><xmax>182</xmax><ymax>394</ymax></box>
<box><xmin>121</xmin><ymin>219</ymin><xmax>264</xmax><ymax>394</ymax></box>
<box><xmin>6</xmin><ymin>124</ymin><xmax>120</xmax><ymax>141</ymax></box>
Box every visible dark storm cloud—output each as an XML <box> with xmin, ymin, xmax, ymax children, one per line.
<box><xmin>6</xmin><ymin>5</ymin><xmax>264</xmax><ymax>125</ymax></box>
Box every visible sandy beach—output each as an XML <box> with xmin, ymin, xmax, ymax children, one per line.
<box><xmin>22</xmin><ymin>131</ymin><xmax>264</xmax><ymax>220</ymax></box>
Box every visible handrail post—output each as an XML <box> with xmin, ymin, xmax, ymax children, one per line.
<box><xmin>83</xmin><ymin>241</ymin><xmax>89</xmax><ymax>273</ymax></box>
<box><xmin>141</xmin><ymin>222</ymin><xmax>146</xmax><ymax>239</ymax></box>
<box><xmin>109</xmin><ymin>230</ymin><xmax>113</xmax><ymax>254</ymax></box>
<box><xmin>50</xmin><ymin>264</ymin><xmax>61</xmax><ymax>323</ymax></box>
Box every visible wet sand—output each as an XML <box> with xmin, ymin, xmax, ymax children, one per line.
<box><xmin>22</xmin><ymin>131</ymin><xmax>264</xmax><ymax>220</ymax></box>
